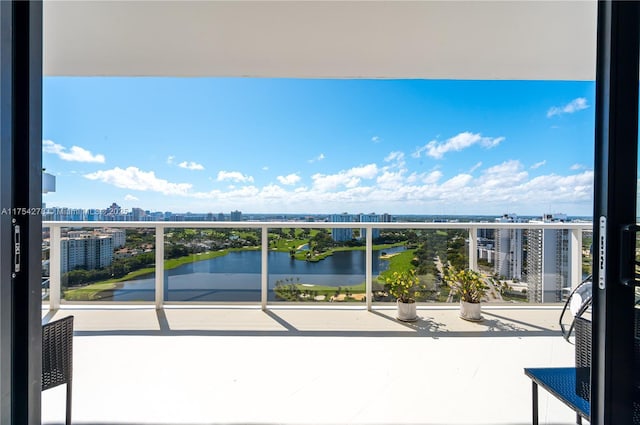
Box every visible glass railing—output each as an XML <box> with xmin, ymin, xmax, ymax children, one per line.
<box><xmin>42</xmin><ymin>220</ymin><xmax>593</xmax><ymax>309</ymax></box>
<box><xmin>42</xmin><ymin>226</ymin><xmax>51</xmax><ymax>303</ymax></box>
<box><xmin>47</xmin><ymin>225</ymin><xmax>156</xmax><ymax>304</ymax></box>
<box><xmin>163</xmin><ymin>227</ymin><xmax>262</xmax><ymax>302</ymax></box>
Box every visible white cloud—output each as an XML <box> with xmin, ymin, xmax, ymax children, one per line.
<box><xmin>547</xmin><ymin>97</ymin><xmax>590</xmax><ymax>118</ymax></box>
<box><xmin>262</xmin><ymin>166</ymin><xmax>269</xmax><ymax>171</ymax></box>
<box><xmin>423</xmin><ymin>170</ymin><xmax>443</xmax><ymax>184</ymax></box>
<box><xmin>469</xmin><ymin>162</ymin><xmax>483</xmax><ymax>173</ymax></box>
<box><xmin>191</xmin><ymin>185</ymin><xmax>260</xmax><ymax>200</ymax></box>
<box><xmin>372</xmin><ymin>136</ymin><xmax>381</xmax><ymax>143</ymax></box>
<box><xmin>277</xmin><ymin>173</ymin><xmax>301</xmax><ymax>185</ymax></box>
<box><xmin>43</xmin><ymin>140</ymin><xmax>105</xmax><ymax>163</ymax></box>
<box><xmin>178</xmin><ymin>161</ymin><xmax>204</xmax><ymax>171</ymax></box>
<box><xmin>413</xmin><ymin>132</ymin><xmax>505</xmax><ymax>159</ymax></box>
<box><xmin>312</xmin><ymin>164</ymin><xmax>378</xmax><ymax>192</ymax></box>
<box><xmin>384</xmin><ymin>151</ymin><xmax>405</xmax><ymax>163</ymax></box>
<box><xmin>217</xmin><ymin>170</ymin><xmax>254</xmax><ymax>183</ymax></box>
<box><xmin>570</xmin><ymin>163</ymin><xmax>586</xmax><ymax>170</ymax></box>
<box><xmin>349</xmin><ymin>164</ymin><xmax>379</xmax><ymax>178</ymax></box>
<box><xmin>177</xmin><ymin>160</ymin><xmax>594</xmax><ymax>215</ymax></box>
<box><xmin>308</xmin><ymin>153</ymin><xmax>326</xmax><ymax>163</ymax></box>
<box><xmin>167</xmin><ymin>156</ymin><xmax>175</xmax><ymax>164</ymax></box>
<box><xmin>477</xmin><ymin>160</ymin><xmax>528</xmax><ymax>188</ymax></box>
<box><xmin>440</xmin><ymin>174</ymin><xmax>473</xmax><ymax>190</ymax></box>
<box><xmin>377</xmin><ymin>170</ymin><xmax>405</xmax><ymax>189</ymax></box>
<box><xmin>531</xmin><ymin>160</ymin><xmax>547</xmax><ymax>169</ymax></box>
<box><xmin>81</xmin><ymin>155</ymin><xmax>593</xmax><ymax>215</ymax></box>
<box><xmin>260</xmin><ymin>184</ymin><xmax>289</xmax><ymax>199</ymax></box>
<box><xmin>84</xmin><ymin>167</ymin><xmax>192</xmax><ymax>195</ymax></box>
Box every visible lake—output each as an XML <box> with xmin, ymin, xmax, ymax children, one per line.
<box><xmin>112</xmin><ymin>246</ymin><xmax>405</xmax><ymax>302</ymax></box>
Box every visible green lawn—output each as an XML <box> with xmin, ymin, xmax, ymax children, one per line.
<box><xmin>273</xmin><ymin>281</ymin><xmax>367</xmax><ymax>301</ymax></box>
<box><xmin>378</xmin><ymin>249</ymin><xmax>416</xmax><ymax>277</ymax></box>
<box><xmin>291</xmin><ymin>242</ymin><xmax>406</xmax><ymax>262</ymax></box>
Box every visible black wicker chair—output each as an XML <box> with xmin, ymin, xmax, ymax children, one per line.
<box><xmin>42</xmin><ymin>315</ymin><xmax>74</xmax><ymax>425</ymax></box>
<box><xmin>561</xmin><ymin>281</ymin><xmax>640</xmax><ymax>423</ymax></box>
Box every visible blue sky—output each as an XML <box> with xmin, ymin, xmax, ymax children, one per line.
<box><xmin>43</xmin><ymin>78</ymin><xmax>595</xmax><ymax>216</ymax></box>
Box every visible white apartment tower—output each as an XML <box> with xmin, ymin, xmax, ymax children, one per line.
<box><xmin>102</xmin><ymin>228</ymin><xmax>126</xmax><ymax>248</ymax></box>
<box><xmin>494</xmin><ymin>214</ymin><xmax>524</xmax><ymax>280</ymax></box>
<box><xmin>331</xmin><ymin>213</ymin><xmax>354</xmax><ymax>242</ymax></box>
<box><xmin>60</xmin><ymin>235</ymin><xmax>114</xmax><ymax>273</ymax></box>
<box><xmin>358</xmin><ymin>213</ymin><xmax>382</xmax><ymax>240</ymax></box>
<box><xmin>525</xmin><ymin>213</ymin><xmax>571</xmax><ymax>303</ymax></box>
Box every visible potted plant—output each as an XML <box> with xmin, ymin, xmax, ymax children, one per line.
<box><xmin>445</xmin><ymin>266</ymin><xmax>488</xmax><ymax>321</ymax></box>
<box><xmin>383</xmin><ymin>269</ymin><xmax>423</xmax><ymax>322</ymax></box>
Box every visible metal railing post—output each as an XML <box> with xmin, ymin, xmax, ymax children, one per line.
<box><xmin>261</xmin><ymin>225</ymin><xmax>268</xmax><ymax>310</ymax></box>
<box><xmin>49</xmin><ymin>224</ymin><xmax>61</xmax><ymax>310</ymax></box>
<box><xmin>366</xmin><ymin>225</ymin><xmax>373</xmax><ymax>311</ymax></box>
<box><xmin>155</xmin><ymin>224</ymin><xmax>164</xmax><ymax>309</ymax></box>
<box><xmin>570</xmin><ymin>228</ymin><xmax>583</xmax><ymax>289</ymax></box>
<box><xmin>468</xmin><ymin>226</ymin><xmax>478</xmax><ymax>271</ymax></box>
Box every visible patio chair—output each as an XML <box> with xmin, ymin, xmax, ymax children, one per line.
<box><xmin>42</xmin><ymin>315</ymin><xmax>74</xmax><ymax>425</ymax></box>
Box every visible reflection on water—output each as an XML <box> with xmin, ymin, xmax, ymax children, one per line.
<box><xmin>114</xmin><ymin>246</ymin><xmax>404</xmax><ymax>302</ymax></box>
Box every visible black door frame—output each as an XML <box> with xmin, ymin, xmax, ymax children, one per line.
<box><xmin>0</xmin><ymin>1</ymin><xmax>638</xmax><ymax>424</ymax></box>
<box><xmin>0</xmin><ymin>1</ymin><xmax>43</xmax><ymax>424</ymax></box>
<box><xmin>592</xmin><ymin>1</ymin><xmax>639</xmax><ymax>424</ymax></box>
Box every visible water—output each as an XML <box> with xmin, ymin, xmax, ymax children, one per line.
<box><xmin>113</xmin><ymin>246</ymin><xmax>405</xmax><ymax>302</ymax></box>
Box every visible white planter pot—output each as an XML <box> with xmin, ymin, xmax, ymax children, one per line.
<box><xmin>397</xmin><ymin>300</ymin><xmax>417</xmax><ymax>322</ymax></box>
<box><xmin>459</xmin><ymin>300</ymin><xmax>482</xmax><ymax>321</ymax></box>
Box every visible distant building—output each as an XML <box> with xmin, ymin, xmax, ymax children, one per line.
<box><xmin>217</xmin><ymin>212</ymin><xmax>226</xmax><ymax>221</ymax></box>
<box><xmin>230</xmin><ymin>210</ymin><xmax>242</xmax><ymax>221</ymax></box>
<box><xmin>331</xmin><ymin>213</ymin><xmax>354</xmax><ymax>242</ymax></box>
<box><xmin>102</xmin><ymin>228</ymin><xmax>126</xmax><ymax>248</ymax></box>
<box><xmin>525</xmin><ymin>213</ymin><xmax>570</xmax><ymax>303</ymax></box>
<box><xmin>478</xmin><ymin>246</ymin><xmax>494</xmax><ymax>263</ymax></box>
<box><xmin>477</xmin><ymin>228</ymin><xmax>495</xmax><ymax>239</ymax></box>
<box><xmin>494</xmin><ymin>214</ymin><xmax>524</xmax><ymax>280</ymax></box>
<box><xmin>60</xmin><ymin>234</ymin><xmax>113</xmax><ymax>273</ymax></box>
<box><xmin>132</xmin><ymin>208</ymin><xmax>146</xmax><ymax>221</ymax></box>
<box><xmin>358</xmin><ymin>213</ymin><xmax>381</xmax><ymax>240</ymax></box>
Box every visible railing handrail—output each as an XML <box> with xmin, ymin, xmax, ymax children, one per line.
<box><xmin>43</xmin><ymin>220</ymin><xmax>593</xmax><ymax>230</ymax></box>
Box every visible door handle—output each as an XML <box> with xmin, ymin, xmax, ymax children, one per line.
<box><xmin>13</xmin><ymin>221</ymin><xmax>20</xmax><ymax>274</ymax></box>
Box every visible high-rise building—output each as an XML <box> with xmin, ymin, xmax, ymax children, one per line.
<box><xmin>358</xmin><ymin>213</ymin><xmax>381</xmax><ymax>240</ymax></box>
<box><xmin>525</xmin><ymin>213</ymin><xmax>570</xmax><ymax>303</ymax></box>
<box><xmin>102</xmin><ymin>229</ymin><xmax>126</xmax><ymax>248</ymax></box>
<box><xmin>494</xmin><ymin>214</ymin><xmax>524</xmax><ymax>280</ymax></box>
<box><xmin>132</xmin><ymin>208</ymin><xmax>146</xmax><ymax>221</ymax></box>
<box><xmin>60</xmin><ymin>235</ymin><xmax>113</xmax><ymax>273</ymax></box>
<box><xmin>230</xmin><ymin>210</ymin><xmax>242</xmax><ymax>221</ymax></box>
<box><xmin>331</xmin><ymin>213</ymin><xmax>353</xmax><ymax>242</ymax></box>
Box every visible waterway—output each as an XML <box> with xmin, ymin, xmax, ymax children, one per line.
<box><xmin>112</xmin><ymin>246</ymin><xmax>405</xmax><ymax>302</ymax></box>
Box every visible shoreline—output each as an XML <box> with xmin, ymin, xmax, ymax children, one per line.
<box><xmin>64</xmin><ymin>243</ymin><xmax>406</xmax><ymax>301</ymax></box>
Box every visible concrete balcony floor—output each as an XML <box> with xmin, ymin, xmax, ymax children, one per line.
<box><xmin>42</xmin><ymin>305</ymin><xmax>581</xmax><ymax>425</ymax></box>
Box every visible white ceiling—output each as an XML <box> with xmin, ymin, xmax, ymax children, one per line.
<box><xmin>43</xmin><ymin>1</ymin><xmax>597</xmax><ymax>80</ymax></box>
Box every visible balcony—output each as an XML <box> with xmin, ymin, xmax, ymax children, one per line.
<box><xmin>40</xmin><ymin>220</ymin><xmax>592</xmax><ymax>425</ymax></box>
<box><xmin>41</xmin><ymin>305</ymin><xmax>582</xmax><ymax>425</ymax></box>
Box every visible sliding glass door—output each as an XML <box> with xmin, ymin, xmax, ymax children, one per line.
<box><xmin>592</xmin><ymin>2</ymin><xmax>640</xmax><ymax>424</ymax></box>
<box><xmin>0</xmin><ymin>2</ymin><xmax>43</xmax><ymax>424</ymax></box>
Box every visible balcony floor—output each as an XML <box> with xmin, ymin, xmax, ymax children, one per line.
<box><xmin>42</xmin><ymin>305</ymin><xmax>582</xmax><ymax>425</ymax></box>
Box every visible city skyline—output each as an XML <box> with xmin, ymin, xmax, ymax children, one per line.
<box><xmin>43</xmin><ymin>78</ymin><xmax>595</xmax><ymax>215</ymax></box>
